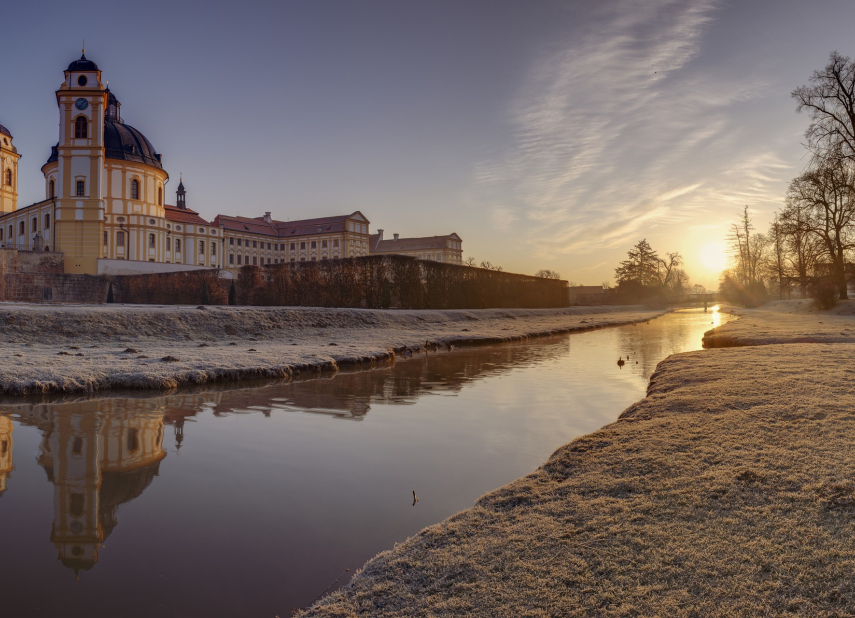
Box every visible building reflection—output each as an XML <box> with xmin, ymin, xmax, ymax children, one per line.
<box><xmin>0</xmin><ymin>415</ymin><xmax>12</xmax><ymax>498</ymax></box>
<box><xmin>0</xmin><ymin>336</ymin><xmax>570</xmax><ymax>575</ymax></box>
<box><xmin>12</xmin><ymin>402</ymin><xmax>166</xmax><ymax>577</ymax></box>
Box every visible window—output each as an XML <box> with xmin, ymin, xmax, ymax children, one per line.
<box><xmin>157</xmin><ymin>187</ymin><xmax>163</xmax><ymax>206</ymax></box>
<box><xmin>290</xmin><ymin>243</ymin><xmax>295</xmax><ymax>251</ymax></box>
<box><xmin>211</xmin><ymin>243</ymin><xmax>216</xmax><ymax>256</ymax></box>
<box><xmin>49</xmin><ymin>179</ymin><xmax>55</xmax><ymax>197</ymax></box>
<box><xmin>76</xmin><ymin>180</ymin><xmax>84</xmax><ymax>196</ymax></box>
<box><xmin>117</xmin><ymin>231</ymin><xmax>125</xmax><ymax>245</ymax></box>
<box><xmin>237</xmin><ymin>254</ymin><xmax>242</xmax><ymax>265</ymax></box>
<box><xmin>3</xmin><ymin>169</ymin><xmax>10</xmax><ymax>186</ymax></box>
<box><xmin>311</xmin><ymin>241</ymin><xmax>317</xmax><ymax>249</ymax></box>
<box><xmin>300</xmin><ymin>242</ymin><xmax>306</xmax><ymax>250</ymax></box>
<box><xmin>74</xmin><ymin>116</ymin><xmax>88</xmax><ymax>139</ymax></box>
<box><xmin>131</xmin><ymin>179</ymin><xmax>139</xmax><ymax>200</ymax></box>
<box><xmin>333</xmin><ymin>239</ymin><xmax>339</xmax><ymax>248</ymax></box>
<box><xmin>103</xmin><ymin>231</ymin><xmax>108</xmax><ymax>245</ymax></box>
<box><xmin>19</xmin><ymin>221</ymin><xmax>24</xmax><ymax>235</ymax></box>
<box><xmin>229</xmin><ymin>237</ymin><xmax>234</xmax><ymax>245</ymax></box>
<box><xmin>199</xmin><ymin>241</ymin><xmax>205</xmax><ymax>254</ymax></box>
<box><xmin>252</xmin><ymin>256</ymin><xmax>257</xmax><ymax>265</ymax></box>
<box><xmin>45</xmin><ymin>214</ymin><xmax>50</xmax><ymax>228</ymax></box>
<box><xmin>253</xmin><ymin>241</ymin><xmax>257</xmax><ymax>248</ymax></box>
<box><xmin>0</xmin><ymin>229</ymin><xmax>3</xmax><ymax>241</ymax></box>
<box><xmin>300</xmin><ymin>257</ymin><xmax>305</xmax><ymax>262</ymax></box>
<box><xmin>229</xmin><ymin>254</ymin><xmax>234</xmax><ymax>265</ymax></box>
<box><xmin>322</xmin><ymin>240</ymin><xmax>328</xmax><ymax>248</ymax></box>
<box><xmin>166</xmin><ymin>237</ymin><xmax>171</xmax><ymax>251</ymax></box>
<box><xmin>176</xmin><ymin>239</ymin><xmax>181</xmax><ymax>252</ymax></box>
<box><xmin>8</xmin><ymin>225</ymin><xmax>12</xmax><ymax>239</ymax></box>
<box><xmin>128</xmin><ymin>428</ymin><xmax>139</xmax><ymax>452</ymax></box>
<box><xmin>267</xmin><ymin>243</ymin><xmax>271</xmax><ymax>250</ymax></box>
<box><xmin>148</xmin><ymin>234</ymin><xmax>155</xmax><ymax>248</ymax></box>
<box><xmin>267</xmin><ymin>257</ymin><xmax>271</xmax><ymax>264</ymax></box>
<box><xmin>72</xmin><ymin>437</ymin><xmax>83</xmax><ymax>456</ymax></box>
<box><xmin>32</xmin><ymin>217</ymin><xmax>37</xmax><ymax>232</ymax></box>
<box><xmin>70</xmin><ymin>493</ymin><xmax>84</xmax><ymax>518</ymax></box>
<box><xmin>311</xmin><ymin>256</ymin><xmax>316</xmax><ymax>261</ymax></box>
<box><xmin>237</xmin><ymin>238</ymin><xmax>242</xmax><ymax>247</ymax></box>
<box><xmin>290</xmin><ymin>258</ymin><xmax>295</xmax><ymax>263</ymax></box>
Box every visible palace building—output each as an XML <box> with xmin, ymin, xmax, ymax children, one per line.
<box><xmin>369</xmin><ymin>229</ymin><xmax>463</xmax><ymax>264</ymax></box>
<box><xmin>0</xmin><ymin>51</ymin><xmax>463</xmax><ymax>279</ymax></box>
<box><xmin>0</xmin><ymin>52</ymin><xmax>373</xmax><ymax>276</ymax></box>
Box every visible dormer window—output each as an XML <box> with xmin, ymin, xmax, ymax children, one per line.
<box><xmin>74</xmin><ymin>116</ymin><xmax>88</xmax><ymax>139</ymax></box>
<box><xmin>131</xmin><ymin>179</ymin><xmax>139</xmax><ymax>200</ymax></box>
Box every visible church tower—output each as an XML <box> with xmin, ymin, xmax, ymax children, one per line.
<box><xmin>0</xmin><ymin>121</ymin><xmax>20</xmax><ymax>215</ymax></box>
<box><xmin>176</xmin><ymin>177</ymin><xmax>186</xmax><ymax>209</ymax></box>
<box><xmin>53</xmin><ymin>50</ymin><xmax>107</xmax><ymax>274</ymax></box>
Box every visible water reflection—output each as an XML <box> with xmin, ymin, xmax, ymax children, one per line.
<box><xmin>0</xmin><ymin>309</ymin><xmax>732</xmax><ymax>616</ymax></box>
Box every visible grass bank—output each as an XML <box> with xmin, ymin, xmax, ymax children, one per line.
<box><xmin>302</xmin><ymin>301</ymin><xmax>855</xmax><ymax>617</ymax></box>
<box><xmin>0</xmin><ymin>303</ymin><xmax>662</xmax><ymax>395</ymax></box>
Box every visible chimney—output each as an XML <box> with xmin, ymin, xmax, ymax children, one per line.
<box><xmin>376</xmin><ymin>229</ymin><xmax>384</xmax><ymax>241</ymax></box>
<box><xmin>263</xmin><ymin>212</ymin><xmax>272</xmax><ymax>223</ymax></box>
<box><xmin>393</xmin><ymin>233</ymin><xmax>399</xmax><ymax>241</ymax></box>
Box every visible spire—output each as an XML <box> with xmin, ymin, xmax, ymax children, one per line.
<box><xmin>176</xmin><ymin>176</ymin><xmax>186</xmax><ymax>209</ymax></box>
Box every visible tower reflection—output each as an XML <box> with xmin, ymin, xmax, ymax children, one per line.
<box><xmin>0</xmin><ymin>415</ymin><xmax>12</xmax><ymax>498</ymax></box>
<box><xmin>17</xmin><ymin>402</ymin><xmax>166</xmax><ymax>577</ymax></box>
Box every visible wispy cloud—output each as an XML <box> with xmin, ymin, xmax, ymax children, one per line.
<box><xmin>469</xmin><ymin>0</ymin><xmax>788</xmax><ymax>263</ymax></box>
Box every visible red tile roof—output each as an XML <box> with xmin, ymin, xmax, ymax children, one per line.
<box><xmin>212</xmin><ymin>211</ymin><xmax>369</xmax><ymax>239</ymax></box>
<box><xmin>370</xmin><ymin>233</ymin><xmax>461</xmax><ymax>253</ymax></box>
<box><xmin>164</xmin><ymin>205</ymin><xmax>211</xmax><ymax>226</ymax></box>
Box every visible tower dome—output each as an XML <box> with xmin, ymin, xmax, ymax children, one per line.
<box><xmin>0</xmin><ymin>123</ymin><xmax>11</xmax><ymax>138</ymax></box>
<box><xmin>66</xmin><ymin>52</ymin><xmax>99</xmax><ymax>73</ymax></box>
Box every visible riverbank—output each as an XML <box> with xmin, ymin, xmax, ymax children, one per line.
<box><xmin>302</xmin><ymin>301</ymin><xmax>855</xmax><ymax>617</ymax></box>
<box><xmin>0</xmin><ymin>303</ymin><xmax>662</xmax><ymax>395</ymax></box>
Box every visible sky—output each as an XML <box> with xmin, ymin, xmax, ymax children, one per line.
<box><xmin>3</xmin><ymin>0</ymin><xmax>855</xmax><ymax>288</ymax></box>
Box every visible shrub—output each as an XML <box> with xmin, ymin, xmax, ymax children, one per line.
<box><xmin>809</xmin><ymin>279</ymin><xmax>839</xmax><ymax>310</ymax></box>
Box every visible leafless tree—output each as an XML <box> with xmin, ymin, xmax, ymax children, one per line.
<box><xmin>480</xmin><ymin>261</ymin><xmax>503</xmax><ymax>272</ymax></box>
<box><xmin>793</xmin><ymin>51</ymin><xmax>855</xmax><ymax>160</ymax></box>
<box><xmin>787</xmin><ymin>156</ymin><xmax>855</xmax><ymax>298</ymax></box>
<box><xmin>657</xmin><ymin>252</ymin><xmax>683</xmax><ymax>287</ymax></box>
<box><xmin>535</xmin><ymin>269</ymin><xmax>561</xmax><ymax>279</ymax></box>
<box><xmin>728</xmin><ymin>206</ymin><xmax>766</xmax><ymax>287</ymax></box>
<box><xmin>779</xmin><ymin>198</ymin><xmax>823</xmax><ymax>297</ymax></box>
<box><xmin>463</xmin><ymin>256</ymin><xmax>477</xmax><ymax>267</ymax></box>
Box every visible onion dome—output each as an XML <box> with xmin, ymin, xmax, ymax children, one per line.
<box><xmin>0</xmin><ymin>124</ymin><xmax>11</xmax><ymax>138</ymax></box>
<box><xmin>67</xmin><ymin>52</ymin><xmax>99</xmax><ymax>73</ymax></box>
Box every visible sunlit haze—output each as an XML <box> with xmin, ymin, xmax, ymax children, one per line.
<box><xmin>4</xmin><ymin>0</ymin><xmax>855</xmax><ymax>287</ymax></box>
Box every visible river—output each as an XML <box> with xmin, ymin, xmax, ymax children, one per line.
<box><xmin>0</xmin><ymin>307</ymin><xmax>731</xmax><ymax>617</ymax></box>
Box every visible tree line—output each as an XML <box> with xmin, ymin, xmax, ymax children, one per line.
<box><xmin>722</xmin><ymin>51</ymin><xmax>855</xmax><ymax>307</ymax></box>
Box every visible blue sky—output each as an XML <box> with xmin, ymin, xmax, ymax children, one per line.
<box><xmin>3</xmin><ymin>0</ymin><xmax>855</xmax><ymax>287</ymax></box>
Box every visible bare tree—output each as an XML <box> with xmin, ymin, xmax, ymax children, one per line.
<box><xmin>765</xmin><ymin>214</ymin><xmax>789</xmax><ymax>300</ymax></box>
<box><xmin>535</xmin><ymin>269</ymin><xmax>561</xmax><ymax>279</ymax></box>
<box><xmin>480</xmin><ymin>261</ymin><xmax>503</xmax><ymax>272</ymax></box>
<box><xmin>463</xmin><ymin>256</ymin><xmax>477</xmax><ymax>267</ymax></box>
<box><xmin>787</xmin><ymin>156</ymin><xmax>855</xmax><ymax>298</ymax></box>
<box><xmin>779</xmin><ymin>199</ymin><xmax>823</xmax><ymax>298</ymax></box>
<box><xmin>793</xmin><ymin>51</ymin><xmax>855</xmax><ymax>160</ymax></box>
<box><xmin>728</xmin><ymin>206</ymin><xmax>766</xmax><ymax>287</ymax></box>
<box><xmin>657</xmin><ymin>252</ymin><xmax>683</xmax><ymax>287</ymax></box>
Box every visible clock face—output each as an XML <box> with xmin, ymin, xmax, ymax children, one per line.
<box><xmin>75</xmin><ymin>98</ymin><xmax>88</xmax><ymax>111</ymax></box>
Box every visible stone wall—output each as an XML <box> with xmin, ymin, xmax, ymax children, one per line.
<box><xmin>2</xmin><ymin>273</ymin><xmax>109</xmax><ymax>303</ymax></box>
<box><xmin>0</xmin><ymin>248</ymin><xmax>64</xmax><ymax>274</ymax></box>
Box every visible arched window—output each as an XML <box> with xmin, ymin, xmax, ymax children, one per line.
<box><xmin>4</xmin><ymin>169</ymin><xmax>11</xmax><ymax>186</ymax></box>
<box><xmin>131</xmin><ymin>179</ymin><xmax>139</xmax><ymax>200</ymax></box>
<box><xmin>148</xmin><ymin>233</ymin><xmax>155</xmax><ymax>248</ymax></box>
<box><xmin>45</xmin><ymin>214</ymin><xmax>50</xmax><ymax>228</ymax></box>
<box><xmin>74</xmin><ymin>116</ymin><xmax>88</xmax><ymax>139</ymax></box>
<box><xmin>157</xmin><ymin>187</ymin><xmax>162</xmax><ymax>206</ymax></box>
<box><xmin>76</xmin><ymin>180</ymin><xmax>84</xmax><ymax>196</ymax></box>
<box><xmin>49</xmin><ymin>179</ymin><xmax>55</xmax><ymax>198</ymax></box>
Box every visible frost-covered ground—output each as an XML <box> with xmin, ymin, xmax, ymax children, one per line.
<box><xmin>302</xmin><ymin>301</ymin><xmax>855</xmax><ymax>618</ymax></box>
<box><xmin>0</xmin><ymin>303</ymin><xmax>661</xmax><ymax>395</ymax></box>
<box><xmin>704</xmin><ymin>299</ymin><xmax>855</xmax><ymax>346</ymax></box>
